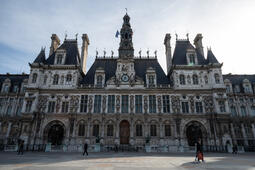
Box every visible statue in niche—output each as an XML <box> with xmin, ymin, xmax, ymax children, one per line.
<box><xmin>130</xmin><ymin>95</ymin><xmax>134</xmax><ymax>113</ymax></box>
<box><xmin>187</xmin><ymin>75</ymin><xmax>191</xmax><ymax>84</ymax></box>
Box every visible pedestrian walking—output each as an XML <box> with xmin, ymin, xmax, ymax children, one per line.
<box><xmin>195</xmin><ymin>138</ymin><xmax>204</xmax><ymax>162</ymax></box>
<box><xmin>232</xmin><ymin>145</ymin><xmax>238</xmax><ymax>154</ymax></box>
<box><xmin>18</xmin><ymin>140</ymin><xmax>24</xmax><ymax>155</ymax></box>
<box><xmin>83</xmin><ymin>142</ymin><xmax>88</xmax><ymax>156</ymax></box>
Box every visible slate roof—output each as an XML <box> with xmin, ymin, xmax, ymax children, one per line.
<box><xmin>80</xmin><ymin>58</ymin><xmax>171</xmax><ymax>85</ymax></box>
<box><xmin>223</xmin><ymin>74</ymin><xmax>255</xmax><ymax>93</ymax></box>
<box><xmin>44</xmin><ymin>39</ymin><xmax>81</xmax><ymax>65</ymax></box>
<box><xmin>0</xmin><ymin>74</ymin><xmax>29</xmax><ymax>92</ymax></box>
<box><xmin>33</xmin><ymin>48</ymin><xmax>46</xmax><ymax>63</ymax></box>
<box><xmin>206</xmin><ymin>49</ymin><xmax>219</xmax><ymax>64</ymax></box>
<box><xmin>172</xmin><ymin>40</ymin><xmax>207</xmax><ymax>65</ymax></box>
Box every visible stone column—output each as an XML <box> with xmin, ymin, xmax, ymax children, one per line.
<box><xmin>241</xmin><ymin>123</ymin><xmax>248</xmax><ymax>146</ymax></box>
<box><xmin>101</xmin><ymin>123</ymin><xmax>104</xmax><ymax>138</ymax></box>
<box><xmin>251</xmin><ymin>124</ymin><xmax>255</xmax><ymax>140</ymax></box>
<box><xmin>6</xmin><ymin>122</ymin><xmax>12</xmax><ymax>138</ymax></box>
<box><xmin>230</xmin><ymin>123</ymin><xmax>236</xmax><ymax>145</ymax></box>
<box><xmin>159</xmin><ymin>123</ymin><xmax>163</xmax><ymax>138</ymax></box>
<box><xmin>130</xmin><ymin>122</ymin><xmax>134</xmax><ymax>138</ymax></box>
<box><xmin>115</xmin><ymin>122</ymin><xmax>119</xmax><ymax>138</ymax></box>
<box><xmin>86</xmin><ymin>123</ymin><xmax>90</xmax><ymax>138</ymax></box>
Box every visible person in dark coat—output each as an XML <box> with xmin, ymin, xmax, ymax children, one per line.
<box><xmin>196</xmin><ymin>138</ymin><xmax>204</xmax><ymax>162</ymax></box>
<box><xmin>83</xmin><ymin>142</ymin><xmax>88</xmax><ymax>156</ymax></box>
<box><xmin>18</xmin><ymin>140</ymin><xmax>24</xmax><ymax>155</ymax></box>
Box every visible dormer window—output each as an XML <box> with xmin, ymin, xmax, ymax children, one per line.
<box><xmin>226</xmin><ymin>85</ymin><xmax>231</xmax><ymax>93</ymax></box>
<box><xmin>56</xmin><ymin>54</ymin><xmax>63</xmax><ymax>64</ymax></box>
<box><xmin>180</xmin><ymin>74</ymin><xmax>185</xmax><ymax>85</ymax></box>
<box><xmin>214</xmin><ymin>73</ymin><xmax>220</xmax><ymax>84</ymax></box>
<box><xmin>192</xmin><ymin>74</ymin><xmax>198</xmax><ymax>85</ymax></box>
<box><xmin>13</xmin><ymin>85</ymin><xmax>19</xmax><ymax>93</ymax></box>
<box><xmin>234</xmin><ymin>85</ymin><xmax>240</xmax><ymax>93</ymax></box>
<box><xmin>189</xmin><ymin>54</ymin><xmax>195</xmax><ymax>65</ymax></box>
<box><xmin>148</xmin><ymin>75</ymin><xmax>155</xmax><ymax>87</ymax></box>
<box><xmin>96</xmin><ymin>75</ymin><xmax>103</xmax><ymax>86</ymax></box>
<box><xmin>53</xmin><ymin>74</ymin><xmax>59</xmax><ymax>85</ymax></box>
<box><xmin>32</xmin><ymin>73</ymin><xmax>37</xmax><ymax>83</ymax></box>
<box><xmin>3</xmin><ymin>84</ymin><xmax>9</xmax><ymax>93</ymax></box>
<box><xmin>244</xmin><ymin>84</ymin><xmax>251</xmax><ymax>93</ymax></box>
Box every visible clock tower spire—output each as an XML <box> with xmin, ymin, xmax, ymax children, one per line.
<box><xmin>118</xmin><ymin>13</ymin><xmax>134</xmax><ymax>58</ymax></box>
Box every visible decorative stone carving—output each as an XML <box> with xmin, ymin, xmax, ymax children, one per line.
<box><xmin>189</xmin><ymin>96</ymin><xmax>195</xmax><ymax>113</ymax></box>
<box><xmin>116</xmin><ymin>95</ymin><xmax>120</xmax><ymax>113</ymax></box>
<box><xmin>70</xmin><ymin>95</ymin><xmax>79</xmax><ymax>113</ymax></box>
<box><xmin>157</xmin><ymin>96</ymin><xmax>162</xmax><ymax>113</ymax></box>
<box><xmin>171</xmin><ymin>96</ymin><xmax>180</xmax><ymax>113</ymax></box>
<box><xmin>37</xmin><ymin>96</ymin><xmax>48</xmax><ymax>113</ymax></box>
<box><xmin>203</xmin><ymin>96</ymin><xmax>214</xmax><ymax>113</ymax></box>
<box><xmin>56</xmin><ymin>96</ymin><xmax>62</xmax><ymax>113</ymax></box>
<box><xmin>102</xmin><ymin>95</ymin><xmax>107</xmax><ymax>113</ymax></box>
<box><xmin>88</xmin><ymin>96</ymin><xmax>93</xmax><ymax>113</ymax></box>
<box><xmin>130</xmin><ymin>95</ymin><xmax>134</xmax><ymax>113</ymax></box>
<box><xmin>144</xmin><ymin>96</ymin><xmax>148</xmax><ymax>113</ymax></box>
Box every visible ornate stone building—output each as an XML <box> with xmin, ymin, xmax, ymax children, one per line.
<box><xmin>0</xmin><ymin>14</ymin><xmax>255</xmax><ymax>152</ymax></box>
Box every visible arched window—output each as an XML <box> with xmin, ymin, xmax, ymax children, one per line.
<box><xmin>32</xmin><ymin>73</ymin><xmax>37</xmax><ymax>83</ymax></box>
<box><xmin>53</xmin><ymin>74</ymin><xmax>59</xmax><ymax>85</ymax></box>
<box><xmin>214</xmin><ymin>73</ymin><xmax>220</xmax><ymax>84</ymax></box>
<box><xmin>179</xmin><ymin>75</ymin><xmax>185</xmax><ymax>85</ymax></box>
<box><xmin>107</xmin><ymin>124</ymin><xmax>114</xmax><ymax>136</ymax></box>
<box><xmin>96</xmin><ymin>75</ymin><xmax>103</xmax><ymax>86</ymax></box>
<box><xmin>192</xmin><ymin>74</ymin><xmax>198</xmax><ymax>85</ymax></box>
<box><xmin>78</xmin><ymin>122</ymin><xmax>85</xmax><ymax>136</ymax></box>
<box><xmin>66</xmin><ymin>74</ymin><xmax>72</xmax><ymax>83</ymax></box>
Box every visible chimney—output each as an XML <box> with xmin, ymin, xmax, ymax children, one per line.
<box><xmin>164</xmin><ymin>33</ymin><xmax>172</xmax><ymax>74</ymax></box>
<box><xmin>194</xmin><ymin>34</ymin><xmax>204</xmax><ymax>57</ymax></box>
<box><xmin>81</xmin><ymin>34</ymin><xmax>90</xmax><ymax>73</ymax></box>
<box><xmin>49</xmin><ymin>34</ymin><xmax>60</xmax><ymax>56</ymax></box>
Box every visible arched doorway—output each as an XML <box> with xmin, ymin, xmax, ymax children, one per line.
<box><xmin>119</xmin><ymin>120</ymin><xmax>130</xmax><ymax>144</ymax></box>
<box><xmin>43</xmin><ymin>120</ymin><xmax>65</xmax><ymax>145</ymax></box>
<box><xmin>185</xmin><ymin>121</ymin><xmax>207</xmax><ymax>146</ymax></box>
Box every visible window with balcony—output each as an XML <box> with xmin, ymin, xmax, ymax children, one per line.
<box><xmin>48</xmin><ymin>101</ymin><xmax>55</xmax><ymax>113</ymax></box>
<box><xmin>121</xmin><ymin>95</ymin><xmax>129</xmax><ymax>113</ymax></box>
<box><xmin>107</xmin><ymin>95</ymin><xmax>115</xmax><ymax>113</ymax></box>
<box><xmin>135</xmin><ymin>95</ymin><xmax>142</xmax><ymax>113</ymax></box>
<box><xmin>149</xmin><ymin>95</ymin><xmax>156</xmax><ymax>113</ymax></box>
<box><xmin>182</xmin><ymin>102</ymin><xmax>189</xmax><ymax>113</ymax></box>
<box><xmin>195</xmin><ymin>102</ymin><xmax>203</xmax><ymax>113</ymax></box>
<box><xmin>61</xmin><ymin>101</ymin><xmax>69</xmax><ymax>113</ymax></box>
<box><xmin>180</xmin><ymin>75</ymin><xmax>185</xmax><ymax>85</ymax></box>
<box><xmin>162</xmin><ymin>95</ymin><xmax>170</xmax><ymax>113</ymax></box>
<box><xmin>80</xmin><ymin>95</ymin><xmax>88</xmax><ymax>113</ymax></box>
<box><xmin>94</xmin><ymin>95</ymin><xmax>102</xmax><ymax>113</ymax></box>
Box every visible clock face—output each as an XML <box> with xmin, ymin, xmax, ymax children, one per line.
<box><xmin>121</xmin><ymin>74</ymin><xmax>129</xmax><ymax>82</ymax></box>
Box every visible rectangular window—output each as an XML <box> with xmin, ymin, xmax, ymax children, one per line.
<box><xmin>48</xmin><ymin>101</ymin><xmax>55</xmax><ymax>113</ymax></box>
<box><xmin>56</xmin><ymin>55</ymin><xmax>63</xmax><ymax>64</ymax></box>
<box><xmin>94</xmin><ymin>95</ymin><xmax>101</xmax><ymax>113</ymax></box>
<box><xmin>78</xmin><ymin>124</ymin><xmax>85</xmax><ymax>136</ymax></box>
<box><xmin>163</xmin><ymin>95</ymin><xmax>170</xmax><ymax>113</ymax></box>
<box><xmin>135</xmin><ymin>95</ymin><xmax>143</xmax><ymax>113</ymax></box>
<box><xmin>61</xmin><ymin>102</ymin><xmax>69</xmax><ymax>113</ymax></box>
<box><xmin>107</xmin><ymin>125</ymin><xmax>114</xmax><ymax>136</ymax></box>
<box><xmin>149</xmin><ymin>95</ymin><xmax>156</xmax><ymax>113</ymax></box>
<box><xmin>136</xmin><ymin>124</ymin><xmax>143</xmax><ymax>136</ymax></box>
<box><xmin>93</xmin><ymin>124</ymin><xmax>99</xmax><ymax>137</ymax></box>
<box><xmin>148</xmin><ymin>75</ymin><xmax>155</xmax><ymax>87</ymax></box>
<box><xmin>189</xmin><ymin>54</ymin><xmax>195</xmax><ymax>64</ymax></box>
<box><xmin>231</xmin><ymin>106</ymin><xmax>237</xmax><ymax>116</ymax></box>
<box><xmin>80</xmin><ymin>95</ymin><xmax>88</xmax><ymax>113</ymax></box>
<box><xmin>219</xmin><ymin>101</ymin><xmax>226</xmax><ymax>112</ymax></box>
<box><xmin>182</xmin><ymin>102</ymin><xmax>189</xmax><ymax>113</ymax></box>
<box><xmin>165</xmin><ymin>125</ymin><xmax>171</xmax><ymax>136</ymax></box>
<box><xmin>195</xmin><ymin>102</ymin><xmax>203</xmax><ymax>113</ymax></box>
<box><xmin>25</xmin><ymin>100</ymin><xmax>33</xmax><ymax>112</ymax></box>
<box><xmin>107</xmin><ymin>95</ymin><xmax>115</xmax><ymax>113</ymax></box>
<box><xmin>121</xmin><ymin>95</ymin><xmax>129</xmax><ymax>113</ymax></box>
<box><xmin>241</xmin><ymin>106</ymin><xmax>246</xmax><ymax>116</ymax></box>
<box><xmin>150</xmin><ymin>125</ymin><xmax>157</xmax><ymax>136</ymax></box>
<box><xmin>6</xmin><ymin>105</ymin><xmax>12</xmax><ymax>115</ymax></box>
<box><xmin>251</xmin><ymin>106</ymin><xmax>255</xmax><ymax>116</ymax></box>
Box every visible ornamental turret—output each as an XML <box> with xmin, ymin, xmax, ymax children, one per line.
<box><xmin>118</xmin><ymin>13</ymin><xmax>134</xmax><ymax>59</ymax></box>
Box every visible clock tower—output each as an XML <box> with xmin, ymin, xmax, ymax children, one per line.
<box><xmin>118</xmin><ymin>13</ymin><xmax>134</xmax><ymax>58</ymax></box>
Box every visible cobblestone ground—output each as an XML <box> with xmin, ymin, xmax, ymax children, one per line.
<box><xmin>0</xmin><ymin>152</ymin><xmax>255</xmax><ymax>170</ymax></box>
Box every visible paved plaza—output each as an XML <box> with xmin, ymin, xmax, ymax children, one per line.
<box><xmin>0</xmin><ymin>152</ymin><xmax>255</xmax><ymax>170</ymax></box>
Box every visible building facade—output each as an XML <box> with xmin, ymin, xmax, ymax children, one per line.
<box><xmin>0</xmin><ymin>14</ymin><xmax>255</xmax><ymax>152</ymax></box>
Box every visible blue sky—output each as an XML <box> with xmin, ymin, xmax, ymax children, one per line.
<box><xmin>0</xmin><ymin>0</ymin><xmax>255</xmax><ymax>74</ymax></box>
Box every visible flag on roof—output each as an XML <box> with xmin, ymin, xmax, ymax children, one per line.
<box><xmin>115</xmin><ymin>30</ymin><xmax>120</xmax><ymax>38</ymax></box>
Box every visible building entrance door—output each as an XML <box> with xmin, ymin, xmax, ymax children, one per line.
<box><xmin>48</xmin><ymin>124</ymin><xmax>64</xmax><ymax>145</ymax></box>
<box><xmin>119</xmin><ymin>120</ymin><xmax>130</xmax><ymax>144</ymax></box>
<box><xmin>186</xmin><ymin>124</ymin><xmax>203</xmax><ymax>146</ymax></box>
